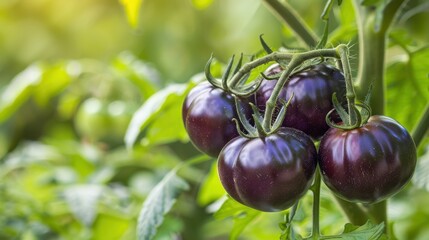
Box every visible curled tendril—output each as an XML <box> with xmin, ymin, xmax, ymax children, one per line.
<box><xmin>236</xmin><ymin>72</ymin><xmax>251</xmax><ymax>86</ymax></box>
<box><xmin>204</xmin><ymin>55</ymin><xmax>222</xmax><ymax>89</ymax></box>
<box><xmin>221</xmin><ymin>55</ymin><xmax>235</xmax><ymax>90</ymax></box>
<box><xmin>229</xmin><ymin>77</ymin><xmax>263</xmax><ymax>97</ymax></box>
<box><xmin>252</xmin><ymin>113</ymin><xmax>267</xmax><ymax>137</ymax></box>
<box><xmin>331</xmin><ymin>92</ymin><xmax>349</xmax><ymax>125</ymax></box>
<box><xmin>325</xmin><ymin>104</ymin><xmax>363</xmax><ymax>130</ymax></box>
<box><xmin>232</xmin><ymin>118</ymin><xmax>255</xmax><ymax>138</ymax></box>
<box><xmin>260</xmin><ymin>72</ymin><xmax>282</xmax><ymax>81</ymax></box>
<box><xmin>233</xmin><ymin>97</ymin><xmax>257</xmax><ymax>138</ymax></box>
<box><xmin>233</xmin><ymin>53</ymin><xmax>244</xmax><ymax>76</ymax></box>
<box><xmin>249</xmin><ymin>102</ymin><xmax>264</xmax><ymax>123</ymax></box>
<box><xmin>271</xmin><ymin>93</ymin><xmax>294</xmax><ymax>133</ymax></box>
<box><xmin>355</xmin><ymin>102</ymin><xmax>372</xmax><ymax>124</ymax></box>
<box><xmin>260</xmin><ymin>34</ymin><xmax>273</xmax><ymax>54</ymax></box>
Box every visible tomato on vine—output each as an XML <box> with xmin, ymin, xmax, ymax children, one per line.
<box><xmin>218</xmin><ymin>127</ymin><xmax>317</xmax><ymax>211</ymax></box>
<box><xmin>256</xmin><ymin>62</ymin><xmax>345</xmax><ymax>139</ymax></box>
<box><xmin>182</xmin><ymin>81</ymin><xmax>250</xmax><ymax>157</ymax></box>
<box><xmin>319</xmin><ymin>115</ymin><xmax>417</xmax><ymax>203</ymax></box>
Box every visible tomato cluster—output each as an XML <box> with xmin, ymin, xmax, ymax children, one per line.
<box><xmin>182</xmin><ymin>62</ymin><xmax>417</xmax><ymax>212</ymax></box>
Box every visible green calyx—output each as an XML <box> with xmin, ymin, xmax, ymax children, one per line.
<box><xmin>233</xmin><ymin>93</ymin><xmax>294</xmax><ymax>138</ymax></box>
<box><xmin>325</xmin><ymin>45</ymin><xmax>373</xmax><ymax>130</ymax></box>
<box><xmin>204</xmin><ymin>53</ymin><xmax>263</xmax><ymax>97</ymax></box>
<box><xmin>326</xmin><ymin>93</ymin><xmax>372</xmax><ymax>130</ymax></box>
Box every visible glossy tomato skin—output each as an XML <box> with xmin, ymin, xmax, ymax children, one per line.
<box><xmin>183</xmin><ymin>82</ymin><xmax>250</xmax><ymax>157</ymax></box>
<box><xmin>218</xmin><ymin>127</ymin><xmax>317</xmax><ymax>212</ymax></box>
<box><xmin>319</xmin><ymin>115</ymin><xmax>417</xmax><ymax>203</ymax></box>
<box><xmin>256</xmin><ymin>63</ymin><xmax>345</xmax><ymax>139</ymax></box>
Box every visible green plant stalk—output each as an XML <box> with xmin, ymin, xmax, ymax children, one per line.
<box><xmin>262</xmin><ymin>48</ymin><xmax>339</xmax><ymax>131</ymax></box>
<box><xmin>228</xmin><ymin>52</ymin><xmax>294</xmax><ymax>88</ymax></box>
<box><xmin>367</xmin><ymin>201</ymin><xmax>387</xmax><ymax>224</ymax></box>
<box><xmin>352</xmin><ymin>0</ymin><xmax>407</xmax><ymax>231</ymax></box>
<box><xmin>412</xmin><ymin>103</ymin><xmax>429</xmax><ymax>148</ymax></box>
<box><xmin>310</xmin><ymin>169</ymin><xmax>322</xmax><ymax>239</ymax></box>
<box><xmin>333</xmin><ymin>196</ymin><xmax>368</xmax><ymax>225</ymax></box>
<box><xmin>353</xmin><ymin>13</ymin><xmax>386</xmax><ymax>115</ymax></box>
<box><xmin>262</xmin><ymin>0</ymin><xmax>318</xmax><ymax>48</ymax></box>
<box><xmin>337</xmin><ymin>45</ymin><xmax>358</xmax><ymax>125</ymax></box>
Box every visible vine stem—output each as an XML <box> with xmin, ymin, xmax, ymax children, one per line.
<box><xmin>261</xmin><ymin>48</ymin><xmax>339</xmax><ymax>131</ymax></box>
<box><xmin>337</xmin><ymin>45</ymin><xmax>357</xmax><ymax>125</ymax></box>
<box><xmin>351</xmin><ymin>0</ymin><xmax>408</xmax><ymax>233</ymax></box>
<box><xmin>412</xmin><ymin>103</ymin><xmax>429</xmax><ymax>148</ymax></box>
<box><xmin>228</xmin><ymin>52</ymin><xmax>294</xmax><ymax>87</ymax></box>
<box><xmin>262</xmin><ymin>0</ymin><xmax>318</xmax><ymax>48</ymax></box>
<box><xmin>310</xmin><ymin>168</ymin><xmax>322</xmax><ymax>239</ymax></box>
<box><xmin>333</xmin><ymin>197</ymin><xmax>368</xmax><ymax>225</ymax></box>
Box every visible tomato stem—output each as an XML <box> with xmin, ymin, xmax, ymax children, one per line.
<box><xmin>333</xmin><ymin>197</ymin><xmax>368</xmax><ymax>225</ymax></box>
<box><xmin>262</xmin><ymin>0</ymin><xmax>318</xmax><ymax>48</ymax></box>
<box><xmin>367</xmin><ymin>201</ymin><xmax>387</xmax><ymax>224</ymax></box>
<box><xmin>336</xmin><ymin>45</ymin><xmax>358</xmax><ymax>126</ymax></box>
<box><xmin>228</xmin><ymin>52</ymin><xmax>293</xmax><ymax>88</ymax></box>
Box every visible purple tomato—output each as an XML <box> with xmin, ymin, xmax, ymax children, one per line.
<box><xmin>218</xmin><ymin>127</ymin><xmax>317</xmax><ymax>211</ymax></box>
<box><xmin>319</xmin><ymin>115</ymin><xmax>417</xmax><ymax>203</ymax></box>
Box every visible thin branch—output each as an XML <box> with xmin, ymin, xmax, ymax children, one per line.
<box><xmin>262</xmin><ymin>0</ymin><xmax>319</xmax><ymax>48</ymax></box>
<box><xmin>412</xmin><ymin>103</ymin><xmax>429</xmax><ymax>148</ymax></box>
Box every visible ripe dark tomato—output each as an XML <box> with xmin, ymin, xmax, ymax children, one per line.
<box><xmin>182</xmin><ymin>82</ymin><xmax>250</xmax><ymax>157</ymax></box>
<box><xmin>218</xmin><ymin>127</ymin><xmax>317</xmax><ymax>212</ymax></box>
<box><xmin>319</xmin><ymin>115</ymin><xmax>417</xmax><ymax>203</ymax></box>
<box><xmin>256</xmin><ymin>63</ymin><xmax>345</xmax><ymax>139</ymax></box>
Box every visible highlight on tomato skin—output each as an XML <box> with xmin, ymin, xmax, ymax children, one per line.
<box><xmin>182</xmin><ymin>81</ymin><xmax>252</xmax><ymax>158</ymax></box>
<box><xmin>256</xmin><ymin>63</ymin><xmax>346</xmax><ymax>140</ymax></box>
<box><xmin>218</xmin><ymin>127</ymin><xmax>318</xmax><ymax>212</ymax></box>
<box><xmin>318</xmin><ymin>115</ymin><xmax>417</xmax><ymax>203</ymax></box>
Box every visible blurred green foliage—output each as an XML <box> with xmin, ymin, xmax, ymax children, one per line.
<box><xmin>0</xmin><ymin>0</ymin><xmax>428</xmax><ymax>239</ymax></box>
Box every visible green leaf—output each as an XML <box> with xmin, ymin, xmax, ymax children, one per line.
<box><xmin>125</xmin><ymin>75</ymin><xmax>200</xmax><ymax>149</ymax></box>
<box><xmin>360</xmin><ymin>0</ymin><xmax>383</xmax><ymax>5</ymax></box>
<box><xmin>93</xmin><ymin>213</ymin><xmax>130</xmax><ymax>240</ymax></box>
<box><xmin>360</xmin><ymin>0</ymin><xmax>393</xmax><ymax>32</ymax></box>
<box><xmin>112</xmin><ymin>52</ymin><xmax>160</xmax><ymax>100</ymax></box>
<box><xmin>119</xmin><ymin>0</ymin><xmax>143</xmax><ymax>28</ymax></box>
<box><xmin>385</xmin><ymin>47</ymin><xmax>429</xmax><ymax>131</ymax></box>
<box><xmin>140</xmin><ymin>94</ymin><xmax>189</xmax><ymax>146</ymax></box>
<box><xmin>398</xmin><ymin>1</ymin><xmax>429</xmax><ymax>23</ymax></box>
<box><xmin>197</xmin><ymin>161</ymin><xmax>226</xmax><ymax>206</ymax></box>
<box><xmin>0</xmin><ymin>62</ymin><xmax>74</xmax><ymax>123</ymax></box>
<box><xmin>413</xmin><ymin>150</ymin><xmax>429</xmax><ymax>191</ymax></box>
<box><xmin>63</xmin><ymin>184</ymin><xmax>104</xmax><ymax>227</ymax></box>
<box><xmin>33</xmin><ymin>62</ymin><xmax>72</xmax><ymax>107</ymax></box>
<box><xmin>321</xmin><ymin>0</ymin><xmax>335</xmax><ymax>20</ymax></box>
<box><xmin>136</xmin><ymin>169</ymin><xmax>189</xmax><ymax>240</ymax></box>
<box><xmin>0</xmin><ymin>65</ymin><xmax>42</xmax><ymax>123</ymax></box>
<box><xmin>333</xmin><ymin>221</ymin><xmax>385</xmax><ymax>239</ymax></box>
<box><xmin>191</xmin><ymin>0</ymin><xmax>214</xmax><ymax>10</ymax></box>
<box><xmin>214</xmin><ymin>197</ymin><xmax>261</xmax><ymax>240</ymax></box>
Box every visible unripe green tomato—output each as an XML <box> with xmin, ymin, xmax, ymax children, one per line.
<box><xmin>75</xmin><ymin>98</ymin><xmax>136</xmax><ymax>145</ymax></box>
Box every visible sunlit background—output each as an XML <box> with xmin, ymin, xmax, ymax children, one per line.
<box><xmin>0</xmin><ymin>0</ymin><xmax>428</xmax><ymax>239</ymax></box>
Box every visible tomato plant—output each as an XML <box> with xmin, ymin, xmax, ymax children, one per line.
<box><xmin>132</xmin><ymin>0</ymin><xmax>429</xmax><ymax>238</ymax></box>
<box><xmin>1</xmin><ymin>0</ymin><xmax>429</xmax><ymax>240</ymax></box>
